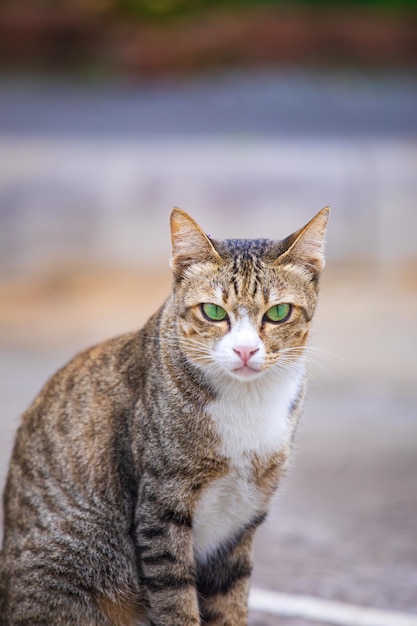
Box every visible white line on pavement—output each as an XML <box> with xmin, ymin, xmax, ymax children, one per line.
<box><xmin>249</xmin><ymin>588</ymin><xmax>417</xmax><ymax>626</ymax></box>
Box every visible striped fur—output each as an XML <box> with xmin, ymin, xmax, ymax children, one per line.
<box><xmin>0</xmin><ymin>207</ymin><xmax>328</xmax><ymax>625</ymax></box>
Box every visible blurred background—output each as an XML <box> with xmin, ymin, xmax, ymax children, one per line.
<box><xmin>0</xmin><ymin>1</ymin><xmax>417</xmax><ymax>624</ymax></box>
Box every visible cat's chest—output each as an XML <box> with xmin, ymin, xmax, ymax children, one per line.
<box><xmin>192</xmin><ymin>464</ymin><xmax>262</xmax><ymax>563</ymax></box>
<box><xmin>193</xmin><ymin>370</ymin><xmax>303</xmax><ymax>563</ymax></box>
<box><xmin>207</xmin><ymin>373</ymin><xmax>299</xmax><ymax>461</ymax></box>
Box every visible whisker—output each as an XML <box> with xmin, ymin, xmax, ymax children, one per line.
<box><xmin>143</xmin><ymin>333</ymin><xmax>341</xmax><ymax>387</ymax></box>
<box><xmin>283</xmin><ymin>345</ymin><xmax>345</xmax><ymax>363</ymax></box>
<box><xmin>142</xmin><ymin>335</ymin><xmax>214</xmax><ymax>354</ymax></box>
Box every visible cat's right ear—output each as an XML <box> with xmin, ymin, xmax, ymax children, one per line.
<box><xmin>278</xmin><ymin>207</ymin><xmax>330</xmax><ymax>276</ymax></box>
<box><xmin>170</xmin><ymin>208</ymin><xmax>222</xmax><ymax>277</ymax></box>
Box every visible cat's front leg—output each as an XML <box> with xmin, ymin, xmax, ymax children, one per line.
<box><xmin>135</xmin><ymin>485</ymin><xmax>200</xmax><ymax>626</ymax></box>
<box><xmin>197</xmin><ymin>529</ymin><xmax>255</xmax><ymax>626</ymax></box>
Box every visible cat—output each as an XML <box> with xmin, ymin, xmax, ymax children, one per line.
<box><xmin>0</xmin><ymin>206</ymin><xmax>329</xmax><ymax>626</ymax></box>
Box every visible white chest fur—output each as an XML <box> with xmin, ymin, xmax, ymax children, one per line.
<box><xmin>193</xmin><ymin>366</ymin><xmax>304</xmax><ymax>563</ymax></box>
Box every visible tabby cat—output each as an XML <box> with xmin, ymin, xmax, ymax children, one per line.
<box><xmin>0</xmin><ymin>207</ymin><xmax>329</xmax><ymax>626</ymax></box>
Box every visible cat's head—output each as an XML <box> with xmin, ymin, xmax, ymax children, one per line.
<box><xmin>169</xmin><ymin>208</ymin><xmax>329</xmax><ymax>383</ymax></box>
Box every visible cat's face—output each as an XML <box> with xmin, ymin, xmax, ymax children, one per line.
<box><xmin>170</xmin><ymin>209</ymin><xmax>329</xmax><ymax>383</ymax></box>
<box><xmin>173</xmin><ymin>251</ymin><xmax>316</xmax><ymax>382</ymax></box>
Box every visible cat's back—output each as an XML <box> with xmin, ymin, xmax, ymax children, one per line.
<box><xmin>13</xmin><ymin>330</ymin><xmax>142</xmax><ymax>447</ymax></box>
<box><xmin>0</xmin><ymin>329</ymin><xmax>155</xmax><ymax>623</ymax></box>
<box><xmin>12</xmin><ymin>304</ymin><xmax>164</xmax><ymax>440</ymax></box>
<box><xmin>1</xmin><ymin>314</ymin><xmax>162</xmax><ymax>546</ymax></box>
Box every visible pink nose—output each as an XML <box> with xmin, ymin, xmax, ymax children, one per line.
<box><xmin>233</xmin><ymin>346</ymin><xmax>259</xmax><ymax>366</ymax></box>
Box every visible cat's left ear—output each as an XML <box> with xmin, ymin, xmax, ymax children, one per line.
<box><xmin>170</xmin><ymin>208</ymin><xmax>223</xmax><ymax>277</ymax></box>
<box><xmin>279</xmin><ymin>207</ymin><xmax>330</xmax><ymax>275</ymax></box>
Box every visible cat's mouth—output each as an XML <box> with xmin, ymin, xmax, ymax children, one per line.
<box><xmin>230</xmin><ymin>364</ymin><xmax>263</xmax><ymax>380</ymax></box>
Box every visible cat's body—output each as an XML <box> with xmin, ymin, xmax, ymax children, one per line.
<box><xmin>0</xmin><ymin>208</ymin><xmax>329</xmax><ymax>625</ymax></box>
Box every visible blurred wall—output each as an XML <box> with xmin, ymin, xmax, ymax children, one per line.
<box><xmin>1</xmin><ymin>139</ymin><xmax>416</xmax><ymax>275</ymax></box>
<box><xmin>1</xmin><ymin>74</ymin><xmax>416</xmax><ymax>277</ymax></box>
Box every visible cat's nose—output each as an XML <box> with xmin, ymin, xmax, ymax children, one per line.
<box><xmin>233</xmin><ymin>346</ymin><xmax>259</xmax><ymax>366</ymax></box>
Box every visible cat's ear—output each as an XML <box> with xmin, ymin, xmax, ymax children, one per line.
<box><xmin>279</xmin><ymin>207</ymin><xmax>330</xmax><ymax>275</ymax></box>
<box><xmin>170</xmin><ymin>208</ymin><xmax>222</xmax><ymax>277</ymax></box>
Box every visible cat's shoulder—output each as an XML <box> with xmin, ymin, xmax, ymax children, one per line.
<box><xmin>26</xmin><ymin>330</ymin><xmax>145</xmax><ymax>413</ymax></box>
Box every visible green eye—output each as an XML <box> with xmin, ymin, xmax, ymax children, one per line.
<box><xmin>264</xmin><ymin>303</ymin><xmax>292</xmax><ymax>323</ymax></box>
<box><xmin>201</xmin><ymin>303</ymin><xmax>228</xmax><ymax>322</ymax></box>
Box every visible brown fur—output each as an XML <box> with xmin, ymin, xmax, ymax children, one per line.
<box><xmin>0</xmin><ymin>207</ymin><xmax>329</xmax><ymax>625</ymax></box>
<box><xmin>96</xmin><ymin>593</ymin><xmax>147</xmax><ymax>626</ymax></box>
<box><xmin>251</xmin><ymin>450</ymin><xmax>290</xmax><ymax>501</ymax></box>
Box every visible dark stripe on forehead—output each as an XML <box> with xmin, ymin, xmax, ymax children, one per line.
<box><xmin>211</xmin><ymin>237</ymin><xmax>276</xmax><ymax>301</ymax></box>
<box><xmin>244</xmin><ymin>260</ymin><xmax>260</xmax><ymax>296</ymax></box>
<box><xmin>233</xmin><ymin>246</ymin><xmax>265</xmax><ymax>298</ymax></box>
<box><xmin>231</xmin><ymin>255</ymin><xmax>240</xmax><ymax>296</ymax></box>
